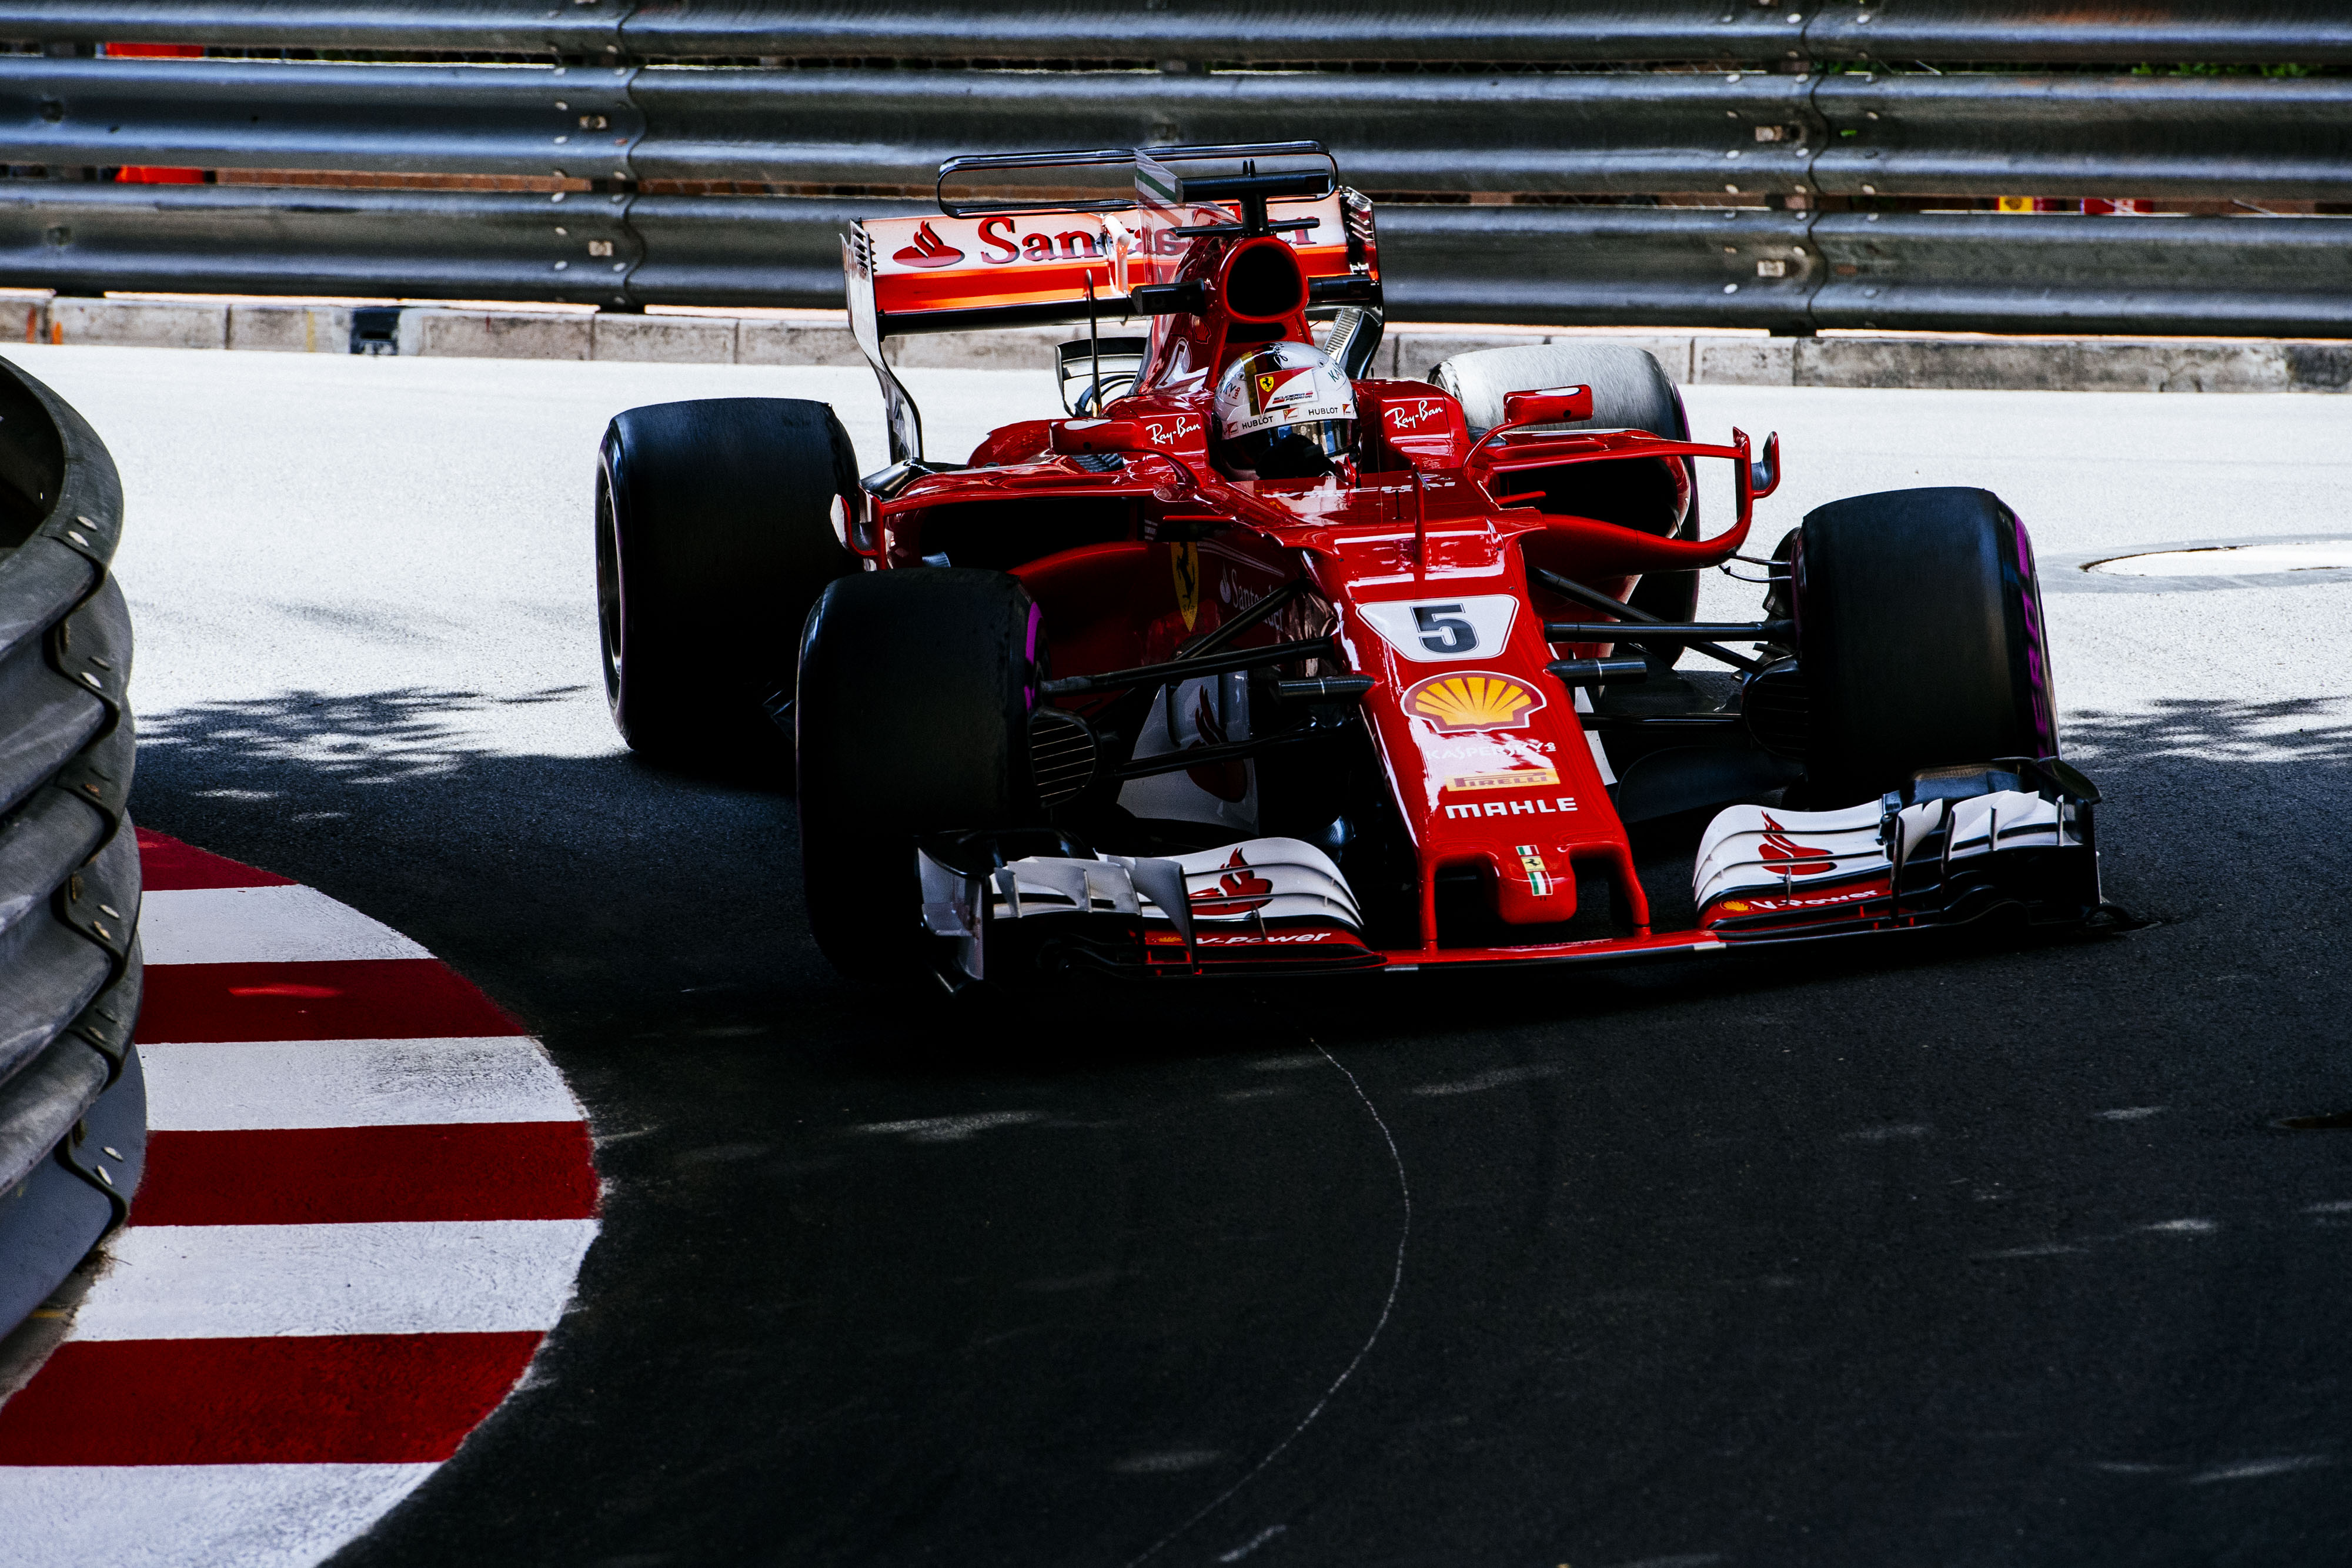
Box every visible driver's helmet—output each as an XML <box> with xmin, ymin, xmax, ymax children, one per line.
<box><xmin>1211</xmin><ymin>342</ymin><xmax>1357</xmax><ymax>480</ymax></box>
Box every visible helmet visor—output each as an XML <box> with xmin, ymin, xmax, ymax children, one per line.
<box><xmin>1224</xmin><ymin>419</ymin><xmax>1355</xmax><ymax>480</ymax></box>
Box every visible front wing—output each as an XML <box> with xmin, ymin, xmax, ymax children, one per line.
<box><xmin>918</xmin><ymin>837</ymin><xmax>1382</xmax><ymax>981</ymax></box>
<box><xmin>911</xmin><ymin>773</ymin><xmax>2107</xmax><ymax>982</ymax></box>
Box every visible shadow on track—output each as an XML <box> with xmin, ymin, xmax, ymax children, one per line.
<box><xmin>131</xmin><ymin>686</ymin><xmax>2352</xmax><ymax>1568</ymax></box>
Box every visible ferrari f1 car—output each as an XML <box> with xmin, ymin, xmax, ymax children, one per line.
<box><xmin>594</xmin><ymin>142</ymin><xmax>2110</xmax><ymax>985</ymax></box>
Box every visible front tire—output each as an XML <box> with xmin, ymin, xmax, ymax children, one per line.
<box><xmin>796</xmin><ymin>569</ymin><xmax>1041</xmax><ymax>982</ymax></box>
<box><xmin>1794</xmin><ymin>486</ymin><xmax>2059</xmax><ymax>804</ymax></box>
<box><xmin>597</xmin><ymin>397</ymin><xmax>859</xmax><ymax>767</ymax></box>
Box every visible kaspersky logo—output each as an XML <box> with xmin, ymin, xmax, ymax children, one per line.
<box><xmin>893</xmin><ymin>222</ymin><xmax>965</xmax><ymax>269</ymax></box>
<box><xmin>1402</xmin><ymin>671</ymin><xmax>1544</xmax><ymax>734</ymax></box>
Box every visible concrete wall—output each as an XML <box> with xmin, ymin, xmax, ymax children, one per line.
<box><xmin>16</xmin><ymin>296</ymin><xmax>2349</xmax><ymax>393</ymax></box>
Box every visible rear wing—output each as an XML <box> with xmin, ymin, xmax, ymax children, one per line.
<box><xmin>844</xmin><ymin>143</ymin><xmax>1379</xmax><ymax>465</ymax></box>
<box><xmin>846</xmin><ymin>193</ymin><xmax>1364</xmax><ymax>334</ymax></box>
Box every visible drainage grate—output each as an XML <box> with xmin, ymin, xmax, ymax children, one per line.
<box><xmin>349</xmin><ymin>306</ymin><xmax>402</xmax><ymax>355</ymax></box>
<box><xmin>2087</xmin><ymin>541</ymin><xmax>2352</xmax><ymax>577</ymax></box>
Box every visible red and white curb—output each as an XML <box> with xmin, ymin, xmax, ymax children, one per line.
<box><xmin>0</xmin><ymin>830</ymin><xmax>600</xmax><ymax>1566</ymax></box>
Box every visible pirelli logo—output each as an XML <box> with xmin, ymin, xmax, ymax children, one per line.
<box><xmin>1446</xmin><ymin>767</ymin><xmax>1560</xmax><ymax>793</ymax></box>
<box><xmin>1445</xmin><ymin>797</ymin><xmax>1578</xmax><ymax>819</ymax></box>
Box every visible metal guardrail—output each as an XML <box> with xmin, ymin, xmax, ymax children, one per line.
<box><xmin>2</xmin><ymin>182</ymin><xmax>2347</xmax><ymax>338</ymax></box>
<box><xmin>0</xmin><ymin>11</ymin><xmax>2344</xmax><ymax>335</ymax></box>
<box><xmin>0</xmin><ymin>352</ymin><xmax>141</xmax><ymax>1341</ymax></box>
<box><xmin>0</xmin><ymin>1</ymin><xmax>2348</xmax><ymax>63</ymax></box>
<box><xmin>2</xmin><ymin>59</ymin><xmax>2346</xmax><ymax>202</ymax></box>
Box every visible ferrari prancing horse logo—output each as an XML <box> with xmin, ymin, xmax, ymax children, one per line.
<box><xmin>1170</xmin><ymin>540</ymin><xmax>1201</xmax><ymax>631</ymax></box>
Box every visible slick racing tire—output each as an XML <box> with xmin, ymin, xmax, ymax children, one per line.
<box><xmin>1428</xmin><ymin>342</ymin><xmax>1702</xmax><ymax>636</ymax></box>
<box><xmin>596</xmin><ymin>397</ymin><xmax>860</xmax><ymax>767</ymax></box>
<box><xmin>796</xmin><ymin>569</ymin><xmax>1040</xmax><ymax>983</ymax></box>
<box><xmin>1794</xmin><ymin>486</ymin><xmax>2059</xmax><ymax>805</ymax></box>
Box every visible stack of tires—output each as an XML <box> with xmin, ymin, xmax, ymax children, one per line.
<box><xmin>0</xmin><ymin>357</ymin><xmax>145</xmax><ymax>1338</ymax></box>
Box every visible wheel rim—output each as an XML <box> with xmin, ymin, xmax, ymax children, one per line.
<box><xmin>594</xmin><ymin>465</ymin><xmax>624</xmax><ymax>707</ymax></box>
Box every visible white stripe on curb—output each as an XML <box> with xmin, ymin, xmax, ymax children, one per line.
<box><xmin>72</xmin><ymin>1221</ymin><xmax>599</xmax><ymax>1341</ymax></box>
<box><xmin>0</xmin><ymin>1463</ymin><xmax>440</xmax><ymax>1568</ymax></box>
<box><xmin>0</xmin><ymin>832</ymin><xmax>599</xmax><ymax>1568</ymax></box>
<box><xmin>139</xmin><ymin>885</ymin><xmax>432</xmax><ymax>965</ymax></box>
<box><xmin>140</xmin><ymin>1038</ymin><xmax>580</xmax><ymax>1129</ymax></box>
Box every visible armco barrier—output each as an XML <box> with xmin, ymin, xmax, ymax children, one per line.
<box><xmin>2</xmin><ymin>185</ymin><xmax>2348</xmax><ymax>337</ymax></box>
<box><xmin>0</xmin><ymin>352</ymin><xmax>142</xmax><ymax>1341</ymax></box>
<box><xmin>0</xmin><ymin>180</ymin><xmax>644</xmax><ymax>308</ymax></box>
<box><xmin>0</xmin><ymin>8</ymin><xmax>2345</xmax><ymax>333</ymax></box>
<box><xmin>1</xmin><ymin>59</ymin><xmax>2346</xmax><ymax>204</ymax></box>
<box><xmin>0</xmin><ymin>1</ymin><xmax>2347</xmax><ymax>65</ymax></box>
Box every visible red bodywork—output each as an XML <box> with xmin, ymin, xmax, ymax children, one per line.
<box><xmin>844</xmin><ymin>186</ymin><xmax>1781</xmax><ymax>972</ymax></box>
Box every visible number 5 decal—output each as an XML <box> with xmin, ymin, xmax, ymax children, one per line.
<box><xmin>1412</xmin><ymin>604</ymin><xmax>1476</xmax><ymax>654</ymax></box>
<box><xmin>1358</xmin><ymin>595</ymin><xmax>1521</xmax><ymax>664</ymax></box>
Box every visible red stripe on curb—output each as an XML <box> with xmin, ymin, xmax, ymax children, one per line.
<box><xmin>138</xmin><ymin>958</ymin><xmax>526</xmax><ymax>1042</ymax></box>
<box><xmin>132</xmin><ymin>1121</ymin><xmax>600</xmax><ymax>1226</ymax></box>
<box><xmin>135</xmin><ymin>827</ymin><xmax>297</xmax><ymax>891</ymax></box>
<box><xmin>0</xmin><ymin>1332</ymin><xmax>543</xmax><ymax>1465</ymax></box>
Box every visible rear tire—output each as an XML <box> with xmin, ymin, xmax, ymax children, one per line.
<box><xmin>596</xmin><ymin>397</ymin><xmax>859</xmax><ymax>768</ymax></box>
<box><xmin>796</xmin><ymin>570</ymin><xmax>1041</xmax><ymax>982</ymax></box>
<box><xmin>1428</xmin><ymin>342</ymin><xmax>1700</xmax><ymax>647</ymax></box>
<box><xmin>1426</xmin><ymin>341</ymin><xmax>1684</xmax><ymax>443</ymax></box>
<box><xmin>1795</xmin><ymin>486</ymin><xmax>2059</xmax><ymax>804</ymax></box>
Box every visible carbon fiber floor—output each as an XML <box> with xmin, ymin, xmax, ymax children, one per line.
<box><xmin>35</xmin><ymin>341</ymin><xmax>2352</xmax><ymax>1567</ymax></box>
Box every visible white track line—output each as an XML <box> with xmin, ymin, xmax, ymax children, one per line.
<box><xmin>139</xmin><ymin>885</ymin><xmax>430</xmax><ymax>965</ymax></box>
<box><xmin>0</xmin><ymin>1463</ymin><xmax>439</xmax><ymax>1568</ymax></box>
<box><xmin>1123</xmin><ymin>1039</ymin><xmax>1412</xmax><ymax>1567</ymax></box>
<box><xmin>141</xmin><ymin>1038</ymin><xmax>580</xmax><ymax>1129</ymax></box>
<box><xmin>72</xmin><ymin>1220</ymin><xmax>597</xmax><ymax>1341</ymax></box>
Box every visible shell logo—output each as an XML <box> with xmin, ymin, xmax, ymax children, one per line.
<box><xmin>1401</xmin><ymin>671</ymin><xmax>1545</xmax><ymax>734</ymax></box>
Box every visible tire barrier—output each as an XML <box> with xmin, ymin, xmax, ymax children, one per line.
<box><xmin>0</xmin><ymin>830</ymin><xmax>599</xmax><ymax>1563</ymax></box>
<box><xmin>0</xmin><ymin>352</ymin><xmax>140</xmax><ymax>1343</ymax></box>
<box><xmin>0</xmin><ymin>11</ymin><xmax>2343</xmax><ymax>332</ymax></box>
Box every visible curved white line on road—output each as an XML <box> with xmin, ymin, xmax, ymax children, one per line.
<box><xmin>1122</xmin><ymin>1039</ymin><xmax>1413</xmax><ymax>1568</ymax></box>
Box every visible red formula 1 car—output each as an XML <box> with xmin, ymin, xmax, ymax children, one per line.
<box><xmin>594</xmin><ymin>142</ymin><xmax>2109</xmax><ymax>985</ymax></box>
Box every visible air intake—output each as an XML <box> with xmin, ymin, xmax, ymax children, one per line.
<box><xmin>1028</xmin><ymin>706</ymin><xmax>1097</xmax><ymax>807</ymax></box>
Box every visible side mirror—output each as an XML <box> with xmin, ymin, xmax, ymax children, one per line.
<box><xmin>1051</xmin><ymin>419</ymin><xmax>1148</xmax><ymax>456</ymax></box>
<box><xmin>1501</xmin><ymin>385</ymin><xmax>1594</xmax><ymax>426</ymax></box>
<box><xmin>1748</xmin><ymin>430</ymin><xmax>1781</xmax><ymax>499</ymax></box>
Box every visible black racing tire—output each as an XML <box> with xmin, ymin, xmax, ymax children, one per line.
<box><xmin>1428</xmin><ymin>341</ymin><xmax>1700</xmax><ymax>648</ymax></box>
<box><xmin>1795</xmin><ymin>486</ymin><xmax>2059</xmax><ymax>805</ymax></box>
<box><xmin>596</xmin><ymin>397</ymin><xmax>859</xmax><ymax>767</ymax></box>
<box><xmin>796</xmin><ymin>569</ymin><xmax>1041</xmax><ymax>982</ymax></box>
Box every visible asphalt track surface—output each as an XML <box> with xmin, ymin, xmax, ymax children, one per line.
<box><xmin>20</xmin><ymin>342</ymin><xmax>2352</xmax><ymax>1566</ymax></box>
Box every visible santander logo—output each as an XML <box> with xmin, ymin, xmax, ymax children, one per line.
<box><xmin>893</xmin><ymin>222</ymin><xmax>965</xmax><ymax>269</ymax></box>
